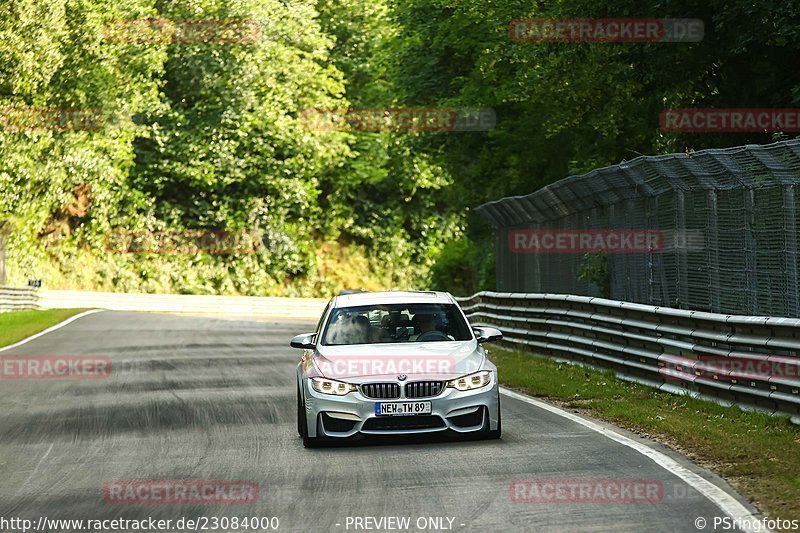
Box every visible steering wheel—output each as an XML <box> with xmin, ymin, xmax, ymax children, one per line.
<box><xmin>416</xmin><ymin>330</ymin><xmax>449</xmax><ymax>342</ymax></box>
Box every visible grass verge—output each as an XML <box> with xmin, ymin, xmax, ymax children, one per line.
<box><xmin>491</xmin><ymin>346</ymin><xmax>800</xmax><ymax>522</ymax></box>
<box><xmin>0</xmin><ymin>309</ymin><xmax>90</xmax><ymax>349</ymax></box>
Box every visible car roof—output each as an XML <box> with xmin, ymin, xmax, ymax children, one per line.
<box><xmin>333</xmin><ymin>290</ymin><xmax>455</xmax><ymax>308</ymax></box>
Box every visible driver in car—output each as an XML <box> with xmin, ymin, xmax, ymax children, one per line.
<box><xmin>413</xmin><ymin>313</ymin><xmax>451</xmax><ymax>341</ymax></box>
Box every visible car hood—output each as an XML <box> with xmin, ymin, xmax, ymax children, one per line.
<box><xmin>310</xmin><ymin>340</ymin><xmax>484</xmax><ymax>382</ymax></box>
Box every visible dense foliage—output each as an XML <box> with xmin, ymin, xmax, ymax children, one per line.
<box><xmin>1</xmin><ymin>0</ymin><xmax>798</xmax><ymax>296</ymax></box>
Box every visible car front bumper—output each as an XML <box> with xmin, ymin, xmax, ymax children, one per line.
<box><xmin>302</xmin><ymin>377</ymin><xmax>500</xmax><ymax>438</ymax></box>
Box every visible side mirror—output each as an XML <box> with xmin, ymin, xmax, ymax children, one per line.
<box><xmin>474</xmin><ymin>326</ymin><xmax>503</xmax><ymax>343</ymax></box>
<box><xmin>290</xmin><ymin>333</ymin><xmax>317</xmax><ymax>350</ymax></box>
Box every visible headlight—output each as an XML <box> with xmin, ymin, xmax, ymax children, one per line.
<box><xmin>447</xmin><ymin>370</ymin><xmax>492</xmax><ymax>391</ymax></box>
<box><xmin>311</xmin><ymin>377</ymin><xmax>358</xmax><ymax>396</ymax></box>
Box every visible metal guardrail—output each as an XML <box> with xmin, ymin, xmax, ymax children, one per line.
<box><xmin>0</xmin><ymin>286</ymin><xmax>40</xmax><ymax>312</ymax></box>
<box><xmin>457</xmin><ymin>291</ymin><xmax>800</xmax><ymax>422</ymax></box>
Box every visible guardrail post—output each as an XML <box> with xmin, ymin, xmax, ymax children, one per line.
<box><xmin>744</xmin><ymin>189</ymin><xmax>758</xmax><ymax>314</ymax></box>
<box><xmin>675</xmin><ymin>190</ymin><xmax>689</xmax><ymax>308</ymax></box>
<box><xmin>707</xmin><ymin>190</ymin><xmax>720</xmax><ymax>312</ymax></box>
<box><xmin>645</xmin><ymin>196</ymin><xmax>657</xmax><ymax>305</ymax></box>
<box><xmin>784</xmin><ymin>185</ymin><xmax>798</xmax><ymax>316</ymax></box>
<box><xmin>607</xmin><ymin>203</ymin><xmax>620</xmax><ymax>300</ymax></box>
<box><xmin>495</xmin><ymin>229</ymin><xmax>505</xmax><ymax>291</ymax></box>
<box><xmin>528</xmin><ymin>222</ymin><xmax>541</xmax><ymax>292</ymax></box>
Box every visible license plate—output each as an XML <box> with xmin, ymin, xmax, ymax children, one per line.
<box><xmin>375</xmin><ymin>401</ymin><xmax>432</xmax><ymax>416</ymax></box>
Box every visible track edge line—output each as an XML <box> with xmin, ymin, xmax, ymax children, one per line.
<box><xmin>0</xmin><ymin>309</ymin><xmax>105</xmax><ymax>353</ymax></box>
<box><xmin>499</xmin><ymin>386</ymin><xmax>769</xmax><ymax>533</ymax></box>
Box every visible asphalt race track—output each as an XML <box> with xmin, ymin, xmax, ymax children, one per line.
<box><xmin>0</xmin><ymin>311</ymin><xmax>760</xmax><ymax>532</ymax></box>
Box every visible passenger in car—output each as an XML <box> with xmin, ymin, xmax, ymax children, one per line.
<box><xmin>353</xmin><ymin>315</ymin><xmax>380</xmax><ymax>344</ymax></box>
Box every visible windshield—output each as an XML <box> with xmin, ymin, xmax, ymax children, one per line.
<box><xmin>321</xmin><ymin>303</ymin><xmax>472</xmax><ymax>345</ymax></box>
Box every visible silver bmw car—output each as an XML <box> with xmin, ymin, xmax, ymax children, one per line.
<box><xmin>291</xmin><ymin>290</ymin><xmax>503</xmax><ymax>447</ymax></box>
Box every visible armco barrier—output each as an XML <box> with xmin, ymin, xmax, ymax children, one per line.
<box><xmin>457</xmin><ymin>291</ymin><xmax>800</xmax><ymax>422</ymax></box>
<box><xmin>0</xmin><ymin>286</ymin><xmax>40</xmax><ymax>312</ymax></box>
<box><xmin>37</xmin><ymin>290</ymin><xmax>327</xmax><ymax>319</ymax></box>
